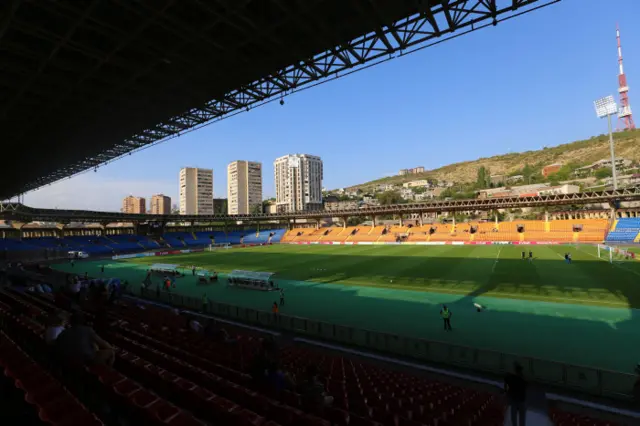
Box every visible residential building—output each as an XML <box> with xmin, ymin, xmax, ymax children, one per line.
<box><xmin>575</xmin><ymin>158</ymin><xmax>632</xmax><ymax>176</ymax></box>
<box><xmin>362</xmin><ymin>194</ymin><xmax>376</xmax><ymax>204</ymax></box>
<box><xmin>122</xmin><ymin>196</ymin><xmax>145</xmax><ymax>214</ymax></box>
<box><xmin>324</xmin><ymin>200</ymin><xmax>359</xmax><ymax>211</ymax></box>
<box><xmin>179</xmin><ymin>167</ymin><xmax>213</xmax><ymax>215</ymax></box>
<box><xmin>376</xmin><ymin>184</ymin><xmax>396</xmax><ymax>192</ymax></box>
<box><xmin>403</xmin><ymin>179</ymin><xmax>430</xmax><ymax>188</ymax></box>
<box><xmin>264</xmin><ymin>202</ymin><xmax>277</xmax><ymax>214</ymax></box>
<box><xmin>489</xmin><ymin>175</ymin><xmax>504</xmax><ymax>185</ymax></box>
<box><xmin>542</xmin><ymin>163</ymin><xmax>562</xmax><ymax>177</ymax></box>
<box><xmin>360</xmin><ymin>199</ymin><xmax>380</xmax><ymax>208</ymax></box>
<box><xmin>400</xmin><ymin>188</ymin><xmax>414</xmax><ymax>200</ymax></box>
<box><xmin>150</xmin><ymin>194</ymin><xmax>171</xmax><ymax>215</ymax></box>
<box><xmin>398</xmin><ymin>166</ymin><xmax>425</xmax><ymax>176</ymax></box>
<box><xmin>227</xmin><ymin>161</ymin><xmax>263</xmax><ymax>215</ymax></box>
<box><xmin>274</xmin><ymin>154</ymin><xmax>323</xmax><ymax>212</ymax></box>
<box><xmin>538</xmin><ymin>184</ymin><xmax>580</xmax><ymax>196</ymax></box>
<box><xmin>414</xmin><ymin>192</ymin><xmax>435</xmax><ymax>201</ymax></box>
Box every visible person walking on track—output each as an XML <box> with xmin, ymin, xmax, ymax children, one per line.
<box><xmin>440</xmin><ymin>305</ymin><xmax>452</xmax><ymax>331</ymax></box>
<box><xmin>202</xmin><ymin>293</ymin><xmax>209</xmax><ymax>313</ymax></box>
<box><xmin>279</xmin><ymin>288</ymin><xmax>285</xmax><ymax>306</ymax></box>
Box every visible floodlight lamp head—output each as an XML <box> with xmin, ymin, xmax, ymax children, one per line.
<box><xmin>594</xmin><ymin>95</ymin><xmax>618</xmax><ymax>118</ymax></box>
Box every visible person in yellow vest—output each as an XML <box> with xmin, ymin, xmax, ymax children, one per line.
<box><xmin>202</xmin><ymin>293</ymin><xmax>209</xmax><ymax>313</ymax></box>
<box><xmin>440</xmin><ymin>305</ymin><xmax>452</xmax><ymax>331</ymax></box>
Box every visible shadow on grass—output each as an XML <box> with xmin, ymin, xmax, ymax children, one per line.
<box><xmin>51</xmin><ymin>250</ymin><xmax>640</xmax><ymax>372</ymax></box>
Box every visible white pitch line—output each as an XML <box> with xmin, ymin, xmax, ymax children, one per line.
<box><xmin>491</xmin><ymin>246</ymin><xmax>502</xmax><ymax>273</ymax></box>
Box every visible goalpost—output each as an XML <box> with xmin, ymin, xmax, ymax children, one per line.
<box><xmin>597</xmin><ymin>244</ymin><xmax>636</xmax><ymax>263</ymax></box>
<box><xmin>207</xmin><ymin>243</ymin><xmax>231</xmax><ymax>251</ymax></box>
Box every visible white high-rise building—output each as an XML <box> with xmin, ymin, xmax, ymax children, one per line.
<box><xmin>227</xmin><ymin>161</ymin><xmax>263</xmax><ymax>215</ymax></box>
<box><xmin>274</xmin><ymin>154</ymin><xmax>323</xmax><ymax>213</ymax></box>
<box><xmin>179</xmin><ymin>167</ymin><xmax>213</xmax><ymax>215</ymax></box>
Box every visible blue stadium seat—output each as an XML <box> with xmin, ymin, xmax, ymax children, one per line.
<box><xmin>605</xmin><ymin>218</ymin><xmax>640</xmax><ymax>243</ymax></box>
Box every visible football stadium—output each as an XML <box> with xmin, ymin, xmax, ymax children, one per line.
<box><xmin>2</xmin><ymin>1</ymin><xmax>640</xmax><ymax>426</ymax></box>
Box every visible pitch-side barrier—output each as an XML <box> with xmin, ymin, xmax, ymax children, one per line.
<box><xmin>136</xmin><ymin>289</ymin><xmax>635</xmax><ymax>401</ymax></box>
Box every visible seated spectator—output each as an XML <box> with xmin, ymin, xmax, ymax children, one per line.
<box><xmin>204</xmin><ymin>319</ymin><xmax>233</xmax><ymax>343</ymax></box>
<box><xmin>249</xmin><ymin>338</ymin><xmax>293</xmax><ymax>394</ymax></box>
<box><xmin>187</xmin><ymin>318</ymin><xmax>203</xmax><ymax>333</ymax></box>
<box><xmin>54</xmin><ymin>312</ymin><xmax>115</xmax><ymax>369</ymax></box>
<box><xmin>54</xmin><ymin>288</ymin><xmax>72</xmax><ymax>310</ymax></box>
<box><xmin>298</xmin><ymin>365</ymin><xmax>333</xmax><ymax>413</ymax></box>
<box><xmin>44</xmin><ymin>311</ymin><xmax>67</xmax><ymax>345</ymax></box>
<box><xmin>69</xmin><ymin>279</ymin><xmax>81</xmax><ymax>295</ymax></box>
<box><xmin>250</xmin><ymin>338</ymin><xmax>278</xmax><ymax>385</ymax></box>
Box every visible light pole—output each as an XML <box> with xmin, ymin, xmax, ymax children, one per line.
<box><xmin>594</xmin><ymin>95</ymin><xmax>619</xmax><ymax>190</ymax></box>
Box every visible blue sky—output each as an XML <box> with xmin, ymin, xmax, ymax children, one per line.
<box><xmin>24</xmin><ymin>0</ymin><xmax>640</xmax><ymax>211</ymax></box>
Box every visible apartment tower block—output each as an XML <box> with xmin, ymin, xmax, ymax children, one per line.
<box><xmin>150</xmin><ymin>194</ymin><xmax>171</xmax><ymax>214</ymax></box>
<box><xmin>274</xmin><ymin>154</ymin><xmax>323</xmax><ymax>213</ymax></box>
<box><xmin>227</xmin><ymin>161</ymin><xmax>263</xmax><ymax>215</ymax></box>
<box><xmin>179</xmin><ymin>167</ymin><xmax>213</xmax><ymax>215</ymax></box>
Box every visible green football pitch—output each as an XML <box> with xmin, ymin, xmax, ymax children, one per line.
<box><xmin>53</xmin><ymin>244</ymin><xmax>640</xmax><ymax>373</ymax></box>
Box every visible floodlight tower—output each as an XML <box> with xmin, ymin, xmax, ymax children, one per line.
<box><xmin>594</xmin><ymin>95</ymin><xmax>620</xmax><ymax>190</ymax></box>
<box><xmin>616</xmin><ymin>25</ymin><xmax>635</xmax><ymax>130</ymax></box>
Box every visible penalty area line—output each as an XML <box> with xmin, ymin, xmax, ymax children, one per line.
<box><xmin>577</xmin><ymin>245</ymin><xmax>640</xmax><ymax>278</ymax></box>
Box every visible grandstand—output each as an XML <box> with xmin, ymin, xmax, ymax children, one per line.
<box><xmin>606</xmin><ymin>218</ymin><xmax>640</xmax><ymax>243</ymax></box>
<box><xmin>283</xmin><ymin>219</ymin><xmax>610</xmax><ymax>245</ymax></box>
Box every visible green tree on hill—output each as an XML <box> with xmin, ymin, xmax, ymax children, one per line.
<box><xmin>595</xmin><ymin>167</ymin><xmax>613</xmax><ymax>179</ymax></box>
<box><xmin>522</xmin><ymin>164</ymin><xmax>534</xmax><ymax>182</ymax></box>
<box><xmin>377</xmin><ymin>191</ymin><xmax>404</xmax><ymax>205</ymax></box>
<box><xmin>476</xmin><ymin>166</ymin><xmax>491</xmax><ymax>189</ymax></box>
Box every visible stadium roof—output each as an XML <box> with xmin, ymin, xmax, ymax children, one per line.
<box><xmin>0</xmin><ymin>0</ymin><xmax>559</xmax><ymax>200</ymax></box>
<box><xmin>2</xmin><ymin>187</ymin><xmax>638</xmax><ymax>223</ymax></box>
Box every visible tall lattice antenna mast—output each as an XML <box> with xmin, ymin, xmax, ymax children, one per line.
<box><xmin>617</xmin><ymin>24</ymin><xmax>635</xmax><ymax>130</ymax></box>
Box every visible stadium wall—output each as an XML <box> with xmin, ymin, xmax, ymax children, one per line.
<box><xmin>112</xmin><ymin>248</ymin><xmax>204</xmax><ymax>260</ymax></box>
<box><xmin>111</xmin><ymin>243</ymin><xmax>273</xmax><ymax>260</ymax></box>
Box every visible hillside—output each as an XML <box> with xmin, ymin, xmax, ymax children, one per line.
<box><xmin>348</xmin><ymin>129</ymin><xmax>640</xmax><ymax>190</ymax></box>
